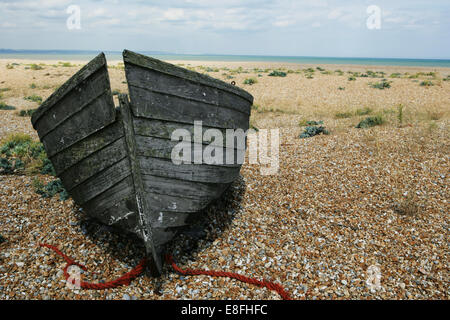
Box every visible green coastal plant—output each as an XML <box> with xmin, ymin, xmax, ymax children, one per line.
<box><xmin>33</xmin><ymin>178</ymin><xmax>69</xmax><ymax>201</ymax></box>
<box><xmin>59</xmin><ymin>62</ymin><xmax>74</xmax><ymax>67</ymax></box>
<box><xmin>300</xmin><ymin>125</ymin><xmax>330</xmax><ymax>138</ymax></box>
<box><xmin>0</xmin><ymin>133</ymin><xmax>55</xmax><ymax>175</ymax></box>
<box><xmin>0</xmin><ymin>102</ymin><xmax>16</xmax><ymax>110</ymax></box>
<box><xmin>366</xmin><ymin>70</ymin><xmax>377</xmax><ymax>78</ymax></box>
<box><xmin>17</xmin><ymin>109</ymin><xmax>37</xmax><ymax>117</ymax></box>
<box><xmin>356</xmin><ymin>115</ymin><xmax>385</xmax><ymax>128</ymax></box>
<box><xmin>33</xmin><ymin>178</ymin><xmax>68</xmax><ymax>200</ymax></box>
<box><xmin>268</xmin><ymin>70</ymin><xmax>287</xmax><ymax>77</ymax></box>
<box><xmin>420</xmin><ymin>80</ymin><xmax>434</xmax><ymax>87</ymax></box>
<box><xmin>30</xmin><ymin>64</ymin><xmax>43</xmax><ymax>70</ymax></box>
<box><xmin>370</xmin><ymin>79</ymin><xmax>392</xmax><ymax>89</ymax></box>
<box><xmin>243</xmin><ymin>78</ymin><xmax>258</xmax><ymax>85</ymax></box>
<box><xmin>25</xmin><ymin>95</ymin><xmax>43</xmax><ymax>104</ymax></box>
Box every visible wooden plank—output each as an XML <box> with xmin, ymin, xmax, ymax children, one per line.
<box><xmin>123</xmin><ymin>49</ymin><xmax>253</xmax><ymax>104</ymax></box>
<box><xmin>128</xmin><ymin>85</ymin><xmax>249</xmax><ymax>130</ymax></box>
<box><xmin>143</xmin><ymin>192</ymin><xmax>212</xmax><ymax>213</ymax></box>
<box><xmin>135</xmin><ymin>135</ymin><xmax>245</xmax><ymax>167</ymax></box>
<box><xmin>70</xmin><ymin>158</ymin><xmax>131</xmax><ymax>205</ymax></box>
<box><xmin>50</xmin><ymin>120</ymin><xmax>124</xmax><ymax>176</ymax></box>
<box><xmin>96</xmin><ymin>197</ymin><xmax>140</xmax><ymax>232</ymax></box>
<box><xmin>59</xmin><ymin>137</ymin><xmax>128</xmax><ymax>191</ymax></box>
<box><xmin>142</xmin><ymin>175</ymin><xmax>228</xmax><ymax>200</ymax></box>
<box><xmin>150</xmin><ymin>211</ymin><xmax>193</xmax><ymax>228</ymax></box>
<box><xmin>133</xmin><ymin>118</ymin><xmax>246</xmax><ymax>150</ymax></box>
<box><xmin>138</xmin><ymin>156</ymin><xmax>241</xmax><ymax>184</ymax></box>
<box><xmin>218</xmin><ymin>90</ymin><xmax>252</xmax><ymax>115</ymax></box>
<box><xmin>32</xmin><ymin>53</ymin><xmax>109</xmax><ymax>126</ymax></box>
<box><xmin>82</xmin><ymin>176</ymin><xmax>134</xmax><ymax>217</ymax></box>
<box><xmin>41</xmin><ymin>91</ymin><xmax>116</xmax><ymax>157</ymax></box>
<box><xmin>34</xmin><ymin>68</ymin><xmax>112</xmax><ymax>139</ymax></box>
<box><xmin>126</xmin><ymin>64</ymin><xmax>219</xmax><ymax>106</ymax></box>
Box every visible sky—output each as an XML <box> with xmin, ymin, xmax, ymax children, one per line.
<box><xmin>0</xmin><ymin>0</ymin><xmax>449</xmax><ymax>59</ymax></box>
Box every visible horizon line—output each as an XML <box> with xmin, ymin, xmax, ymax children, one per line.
<box><xmin>0</xmin><ymin>49</ymin><xmax>449</xmax><ymax>61</ymax></box>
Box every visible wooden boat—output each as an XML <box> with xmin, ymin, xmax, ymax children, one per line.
<box><xmin>31</xmin><ymin>50</ymin><xmax>253</xmax><ymax>275</ymax></box>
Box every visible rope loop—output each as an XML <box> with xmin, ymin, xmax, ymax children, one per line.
<box><xmin>39</xmin><ymin>243</ymin><xmax>291</xmax><ymax>299</ymax></box>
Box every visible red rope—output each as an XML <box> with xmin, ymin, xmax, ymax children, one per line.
<box><xmin>165</xmin><ymin>255</ymin><xmax>291</xmax><ymax>300</ymax></box>
<box><xmin>39</xmin><ymin>243</ymin><xmax>291</xmax><ymax>299</ymax></box>
<box><xmin>39</xmin><ymin>243</ymin><xmax>147</xmax><ymax>290</ymax></box>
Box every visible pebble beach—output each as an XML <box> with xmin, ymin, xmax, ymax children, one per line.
<box><xmin>0</xmin><ymin>59</ymin><xmax>449</xmax><ymax>300</ymax></box>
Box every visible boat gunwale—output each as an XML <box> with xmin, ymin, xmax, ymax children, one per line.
<box><xmin>122</xmin><ymin>49</ymin><xmax>254</xmax><ymax>104</ymax></box>
<box><xmin>31</xmin><ymin>52</ymin><xmax>109</xmax><ymax>127</ymax></box>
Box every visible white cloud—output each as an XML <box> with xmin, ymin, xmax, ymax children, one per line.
<box><xmin>273</xmin><ymin>20</ymin><xmax>293</xmax><ymax>27</ymax></box>
<box><xmin>328</xmin><ymin>9</ymin><xmax>342</xmax><ymax>19</ymax></box>
<box><xmin>0</xmin><ymin>22</ymin><xmax>17</xmax><ymax>28</ymax></box>
<box><xmin>88</xmin><ymin>8</ymin><xmax>107</xmax><ymax>19</ymax></box>
<box><xmin>162</xmin><ymin>8</ymin><xmax>185</xmax><ymax>21</ymax></box>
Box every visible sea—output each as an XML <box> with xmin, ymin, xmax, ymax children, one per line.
<box><xmin>1</xmin><ymin>50</ymin><xmax>449</xmax><ymax>68</ymax></box>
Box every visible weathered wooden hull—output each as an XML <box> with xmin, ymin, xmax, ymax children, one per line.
<box><xmin>31</xmin><ymin>51</ymin><xmax>253</xmax><ymax>275</ymax></box>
